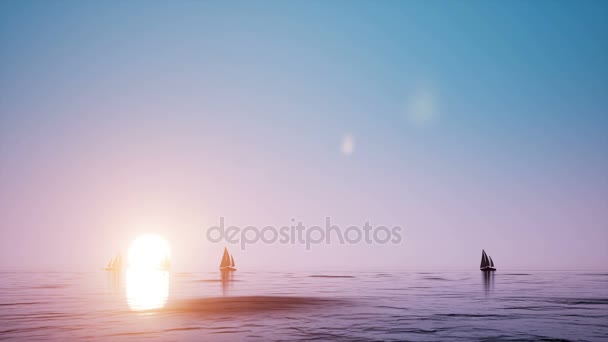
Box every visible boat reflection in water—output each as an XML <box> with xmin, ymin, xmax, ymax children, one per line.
<box><xmin>482</xmin><ymin>270</ymin><xmax>495</xmax><ymax>294</ymax></box>
<box><xmin>126</xmin><ymin>268</ymin><xmax>169</xmax><ymax>311</ymax></box>
<box><xmin>221</xmin><ymin>270</ymin><xmax>235</xmax><ymax>296</ymax></box>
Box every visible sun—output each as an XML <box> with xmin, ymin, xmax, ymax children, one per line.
<box><xmin>128</xmin><ymin>234</ymin><xmax>171</xmax><ymax>270</ymax></box>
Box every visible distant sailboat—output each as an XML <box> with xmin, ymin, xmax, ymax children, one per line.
<box><xmin>220</xmin><ymin>247</ymin><xmax>237</xmax><ymax>271</ymax></box>
<box><xmin>480</xmin><ymin>249</ymin><xmax>496</xmax><ymax>271</ymax></box>
<box><xmin>104</xmin><ymin>253</ymin><xmax>122</xmax><ymax>271</ymax></box>
<box><xmin>160</xmin><ymin>256</ymin><xmax>171</xmax><ymax>271</ymax></box>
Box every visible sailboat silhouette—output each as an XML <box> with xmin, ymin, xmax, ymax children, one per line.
<box><xmin>159</xmin><ymin>256</ymin><xmax>171</xmax><ymax>271</ymax></box>
<box><xmin>103</xmin><ymin>253</ymin><xmax>122</xmax><ymax>271</ymax></box>
<box><xmin>219</xmin><ymin>247</ymin><xmax>237</xmax><ymax>271</ymax></box>
<box><xmin>480</xmin><ymin>249</ymin><xmax>496</xmax><ymax>271</ymax></box>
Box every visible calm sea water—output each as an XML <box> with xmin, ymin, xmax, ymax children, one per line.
<box><xmin>1</xmin><ymin>270</ymin><xmax>606</xmax><ymax>341</ymax></box>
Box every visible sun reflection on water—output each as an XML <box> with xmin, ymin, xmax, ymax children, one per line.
<box><xmin>126</xmin><ymin>269</ymin><xmax>169</xmax><ymax>311</ymax></box>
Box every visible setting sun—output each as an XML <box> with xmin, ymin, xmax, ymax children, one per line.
<box><xmin>127</xmin><ymin>234</ymin><xmax>171</xmax><ymax>270</ymax></box>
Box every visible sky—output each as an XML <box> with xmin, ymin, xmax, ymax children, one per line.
<box><xmin>0</xmin><ymin>1</ymin><xmax>607</xmax><ymax>271</ymax></box>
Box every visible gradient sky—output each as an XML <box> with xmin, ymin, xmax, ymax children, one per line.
<box><xmin>1</xmin><ymin>1</ymin><xmax>607</xmax><ymax>271</ymax></box>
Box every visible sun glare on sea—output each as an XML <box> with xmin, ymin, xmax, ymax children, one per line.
<box><xmin>128</xmin><ymin>234</ymin><xmax>171</xmax><ymax>270</ymax></box>
<box><xmin>126</xmin><ymin>268</ymin><xmax>169</xmax><ymax>311</ymax></box>
<box><xmin>126</xmin><ymin>234</ymin><xmax>171</xmax><ymax>311</ymax></box>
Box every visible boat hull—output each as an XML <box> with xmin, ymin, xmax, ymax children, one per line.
<box><xmin>480</xmin><ymin>267</ymin><xmax>496</xmax><ymax>271</ymax></box>
<box><xmin>220</xmin><ymin>266</ymin><xmax>237</xmax><ymax>272</ymax></box>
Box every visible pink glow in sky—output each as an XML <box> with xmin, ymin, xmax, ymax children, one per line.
<box><xmin>1</xmin><ymin>1</ymin><xmax>607</xmax><ymax>271</ymax></box>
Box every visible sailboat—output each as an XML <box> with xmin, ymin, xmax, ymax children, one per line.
<box><xmin>103</xmin><ymin>253</ymin><xmax>123</xmax><ymax>271</ymax></box>
<box><xmin>159</xmin><ymin>256</ymin><xmax>171</xmax><ymax>271</ymax></box>
<box><xmin>480</xmin><ymin>249</ymin><xmax>496</xmax><ymax>271</ymax></box>
<box><xmin>219</xmin><ymin>247</ymin><xmax>237</xmax><ymax>271</ymax></box>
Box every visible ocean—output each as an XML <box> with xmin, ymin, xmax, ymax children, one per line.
<box><xmin>1</xmin><ymin>270</ymin><xmax>606</xmax><ymax>341</ymax></box>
